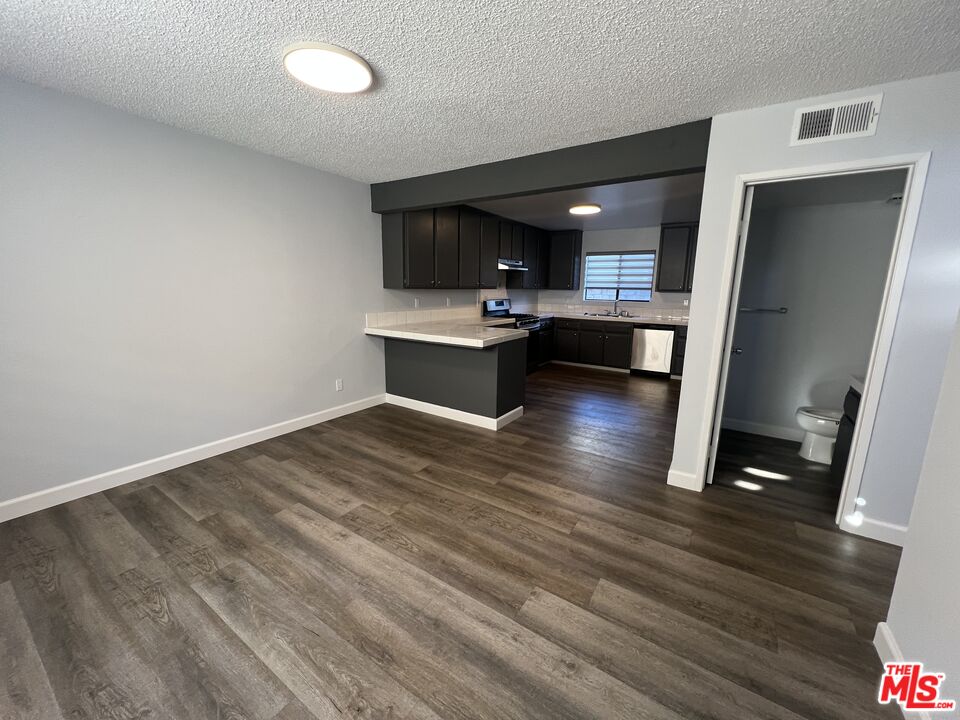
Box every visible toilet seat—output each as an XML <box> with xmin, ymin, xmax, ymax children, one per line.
<box><xmin>797</xmin><ymin>407</ymin><xmax>842</xmax><ymax>423</ymax></box>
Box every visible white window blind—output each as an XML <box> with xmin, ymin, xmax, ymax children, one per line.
<box><xmin>583</xmin><ymin>252</ymin><xmax>656</xmax><ymax>302</ymax></box>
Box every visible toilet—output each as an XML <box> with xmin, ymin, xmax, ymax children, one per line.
<box><xmin>795</xmin><ymin>406</ymin><xmax>843</xmax><ymax>464</ymax></box>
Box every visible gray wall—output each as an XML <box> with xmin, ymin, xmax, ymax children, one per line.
<box><xmin>722</xmin><ymin>200</ymin><xmax>900</xmax><ymax>439</ymax></box>
<box><xmin>670</xmin><ymin>71</ymin><xmax>960</xmax><ymax>541</ymax></box>
<box><xmin>885</xmin><ymin>310</ymin><xmax>960</xmax><ymax>703</ymax></box>
<box><xmin>0</xmin><ymin>77</ymin><xmax>387</xmax><ymax>504</ymax></box>
<box><xmin>538</xmin><ymin>226</ymin><xmax>691</xmax><ymax>311</ymax></box>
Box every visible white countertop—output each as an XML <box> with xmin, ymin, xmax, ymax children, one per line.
<box><xmin>542</xmin><ymin>312</ymin><xmax>688</xmax><ymax>326</ymax></box>
<box><xmin>365</xmin><ymin>317</ymin><xmax>527</xmax><ymax>348</ymax></box>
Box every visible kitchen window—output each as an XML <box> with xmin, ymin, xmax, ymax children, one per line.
<box><xmin>583</xmin><ymin>251</ymin><xmax>656</xmax><ymax>302</ymax></box>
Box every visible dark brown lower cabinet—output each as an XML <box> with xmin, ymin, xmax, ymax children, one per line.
<box><xmin>578</xmin><ymin>330</ymin><xmax>605</xmax><ymax>365</ymax></box>
<box><xmin>670</xmin><ymin>325</ymin><xmax>687</xmax><ymax>376</ymax></box>
<box><xmin>602</xmin><ymin>330</ymin><xmax>632</xmax><ymax>368</ymax></box>
<box><xmin>555</xmin><ymin>327</ymin><xmax>579</xmax><ymax>362</ymax></box>
<box><xmin>551</xmin><ymin>319</ymin><xmax>634</xmax><ymax>370</ymax></box>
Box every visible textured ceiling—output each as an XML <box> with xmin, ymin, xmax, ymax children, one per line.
<box><xmin>2</xmin><ymin>1</ymin><xmax>959</xmax><ymax>183</ymax></box>
<box><xmin>471</xmin><ymin>174</ymin><xmax>705</xmax><ymax>230</ymax></box>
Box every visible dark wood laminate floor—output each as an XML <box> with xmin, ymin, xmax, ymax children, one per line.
<box><xmin>713</xmin><ymin>429</ymin><xmax>844</xmax><ymax>517</ymax></box>
<box><xmin>0</xmin><ymin>364</ymin><xmax>902</xmax><ymax>719</ymax></box>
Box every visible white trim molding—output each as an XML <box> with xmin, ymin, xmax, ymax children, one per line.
<box><xmin>0</xmin><ymin>394</ymin><xmax>386</xmax><ymax>523</ymax></box>
<box><xmin>667</xmin><ymin>468</ymin><xmax>701</xmax><ymax>491</ymax></box>
<box><xmin>384</xmin><ymin>394</ymin><xmax>523</xmax><ymax>430</ymax></box>
<box><xmin>843</xmin><ymin>515</ymin><xmax>909</xmax><ymax>547</ymax></box>
<box><xmin>874</xmin><ymin>622</ymin><xmax>930</xmax><ymax>720</ymax></box>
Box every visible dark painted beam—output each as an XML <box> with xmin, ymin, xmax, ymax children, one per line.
<box><xmin>370</xmin><ymin>119</ymin><xmax>711</xmax><ymax>213</ymax></box>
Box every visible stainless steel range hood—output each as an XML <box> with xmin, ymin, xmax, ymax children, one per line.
<box><xmin>497</xmin><ymin>258</ymin><xmax>529</xmax><ymax>271</ymax></box>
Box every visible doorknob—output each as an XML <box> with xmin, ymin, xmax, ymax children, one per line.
<box><xmin>732</xmin><ymin>346</ymin><xmax>743</xmax><ymax>355</ymax></box>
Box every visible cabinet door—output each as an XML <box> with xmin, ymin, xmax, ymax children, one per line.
<box><xmin>555</xmin><ymin>328</ymin><xmax>579</xmax><ymax>362</ymax></box>
<box><xmin>479</xmin><ymin>214</ymin><xmax>500</xmax><ymax>288</ymax></box>
<box><xmin>579</xmin><ymin>329</ymin><xmax>605</xmax><ymax>366</ymax></box>
<box><xmin>512</xmin><ymin>224</ymin><xmax>524</xmax><ymax>262</ymax></box>
<box><xmin>656</xmin><ymin>225</ymin><xmax>693</xmax><ymax>292</ymax></box>
<box><xmin>525</xmin><ymin>330</ymin><xmax>540</xmax><ymax>374</ymax></box>
<box><xmin>684</xmin><ymin>224</ymin><xmax>699</xmax><ymax>292</ymax></box>
<box><xmin>603</xmin><ymin>331</ymin><xmax>632</xmax><ymax>369</ymax></box>
<box><xmin>538</xmin><ymin>323</ymin><xmax>554</xmax><ymax>364</ymax></box>
<box><xmin>499</xmin><ymin>220</ymin><xmax>513</xmax><ymax>259</ymax></box>
<box><xmin>522</xmin><ymin>227</ymin><xmax>540</xmax><ymax>289</ymax></box>
<box><xmin>404</xmin><ymin>209</ymin><xmax>435</xmax><ymax>288</ymax></box>
<box><xmin>433</xmin><ymin>207</ymin><xmax>460</xmax><ymax>289</ymax></box>
<box><xmin>458</xmin><ymin>208</ymin><xmax>481</xmax><ymax>289</ymax></box>
<box><xmin>537</xmin><ymin>233</ymin><xmax>551</xmax><ymax>289</ymax></box>
<box><xmin>509</xmin><ymin>225</ymin><xmax>541</xmax><ymax>289</ymax></box>
<box><xmin>547</xmin><ymin>231</ymin><xmax>576</xmax><ymax>289</ymax></box>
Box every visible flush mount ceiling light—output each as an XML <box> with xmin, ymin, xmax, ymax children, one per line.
<box><xmin>282</xmin><ymin>42</ymin><xmax>373</xmax><ymax>94</ymax></box>
<box><xmin>569</xmin><ymin>204</ymin><xmax>602</xmax><ymax>215</ymax></box>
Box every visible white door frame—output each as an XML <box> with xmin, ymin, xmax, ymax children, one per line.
<box><xmin>705</xmin><ymin>152</ymin><xmax>930</xmax><ymax>536</ymax></box>
<box><xmin>706</xmin><ymin>186</ymin><xmax>755</xmax><ymax>485</ymax></box>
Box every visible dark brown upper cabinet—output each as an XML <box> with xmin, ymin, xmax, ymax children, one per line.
<box><xmin>457</xmin><ymin>207</ymin><xmax>482</xmax><ymax>289</ymax></box>
<box><xmin>537</xmin><ymin>232</ymin><xmax>551</xmax><ymax>289</ymax></box>
<box><xmin>499</xmin><ymin>220</ymin><xmax>514</xmax><ymax>260</ymax></box>
<box><xmin>545</xmin><ymin>230</ymin><xmax>583</xmax><ymax>290</ymax></box>
<box><xmin>507</xmin><ymin>225</ymin><xmax>543</xmax><ymax>290</ymax></box>
<box><xmin>433</xmin><ymin>206</ymin><xmax>460</xmax><ymax>289</ymax></box>
<box><xmin>656</xmin><ymin>222</ymin><xmax>699</xmax><ymax>293</ymax></box>
<box><xmin>478</xmin><ymin>213</ymin><xmax>499</xmax><ymax>288</ymax></box>
<box><xmin>383</xmin><ymin>206</ymin><xmax>500</xmax><ymax>289</ymax></box>
<box><xmin>512</xmin><ymin>224</ymin><xmax>524</xmax><ymax>261</ymax></box>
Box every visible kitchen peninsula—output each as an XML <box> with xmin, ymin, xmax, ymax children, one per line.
<box><xmin>365</xmin><ymin>316</ymin><xmax>528</xmax><ymax>429</ymax></box>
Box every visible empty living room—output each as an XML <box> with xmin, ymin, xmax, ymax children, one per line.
<box><xmin>1</xmin><ymin>1</ymin><xmax>959</xmax><ymax>718</ymax></box>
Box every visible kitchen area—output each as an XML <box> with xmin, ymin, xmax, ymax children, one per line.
<box><xmin>364</xmin><ymin>174</ymin><xmax>702</xmax><ymax>430</ymax></box>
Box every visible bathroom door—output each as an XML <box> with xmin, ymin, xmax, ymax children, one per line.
<box><xmin>706</xmin><ymin>186</ymin><xmax>755</xmax><ymax>484</ymax></box>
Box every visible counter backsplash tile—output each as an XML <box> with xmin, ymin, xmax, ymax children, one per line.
<box><xmin>367</xmin><ymin>305</ymin><xmax>480</xmax><ymax>327</ymax></box>
<box><xmin>365</xmin><ymin>300</ymin><xmax>686</xmax><ymax>328</ymax></box>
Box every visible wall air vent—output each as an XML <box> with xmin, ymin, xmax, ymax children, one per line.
<box><xmin>790</xmin><ymin>94</ymin><xmax>883</xmax><ymax>146</ymax></box>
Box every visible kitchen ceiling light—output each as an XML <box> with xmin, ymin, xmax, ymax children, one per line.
<box><xmin>283</xmin><ymin>42</ymin><xmax>373</xmax><ymax>94</ymax></box>
<box><xmin>569</xmin><ymin>204</ymin><xmax>601</xmax><ymax>215</ymax></box>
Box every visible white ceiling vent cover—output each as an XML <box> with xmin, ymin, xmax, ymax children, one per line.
<box><xmin>790</xmin><ymin>94</ymin><xmax>883</xmax><ymax>146</ymax></box>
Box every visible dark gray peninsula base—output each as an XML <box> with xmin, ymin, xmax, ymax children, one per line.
<box><xmin>384</xmin><ymin>337</ymin><xmax>526</xmax><ymax>429</ymax></box>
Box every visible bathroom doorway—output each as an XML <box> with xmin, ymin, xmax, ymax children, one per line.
<box><xmin>706</xmin><ymin>168</ymin><xmax>911</xmax><ymax>524</ymax></box>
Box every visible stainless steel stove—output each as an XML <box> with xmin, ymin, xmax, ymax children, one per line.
<box><xmin>482</xmin><ymin>299</ymin><xmax>541</xmax><ymax>330</ymax></box>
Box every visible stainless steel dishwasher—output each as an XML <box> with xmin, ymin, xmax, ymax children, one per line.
<box><xmin>630</xmin><ymin>326</ymin><xmax>675</xmax><ymax>373</ymax></box>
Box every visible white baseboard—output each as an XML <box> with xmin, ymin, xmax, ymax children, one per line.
<box><xmin>721</xmin><ymin>417</ymin><xmax>804</xmax><ymax>442</ymax></box>
<box><xmin>874</xmin><ymin>622</ymin><xmax>928</xmax><ymax>720</ymax></box>
<box><xmin>874</xmin><ymin>622</ymin><xmax>903</xmax><ymax>665</ymax></box>
<box><xmin>667</xmin><ymin>467</ymin><xmax>702</xmax><ymax>492</ymax></box>
<box><xmin>0</xmin><ymin>394</ymin><xmax>386</xmax><ymax>524</ymax></box>
<box><xmin>841</xmin><ymin>514</ymin><xmax>908</xmax><ymax>547</ymax></box>
<box><xmin>384</xmin><ymin>393</ymin><xmax>523</xmax><ymax>431</ymax></box>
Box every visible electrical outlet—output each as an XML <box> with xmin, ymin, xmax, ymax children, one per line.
<box><xmin>446</xmin><ymin>297</ymin><xmax>452</xmax><ymax>307</ymax></box>
<box><xmin>683</xmin><ymin>299</ymin><xmax>689</xmax><ymax>306</ymax></box>
<box><xmin>414</xmin><ymin>297</ymin><xmax>420</xmax><ymax>308</ymax></box>
<box><xmin>335</xmin><ymin>378</ymin><xmax>343</xmax><ymax>392</ymax></box>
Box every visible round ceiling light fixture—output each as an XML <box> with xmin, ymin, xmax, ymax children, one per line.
<box><xmin>282</xmin><ymin>42</ymin><xmax>373</xmax><ymax>94</ymax></box>
<box><xmin>569</xmin><ymin>203</ymin><xmax>601</xmax><ymax>215</ymax></box>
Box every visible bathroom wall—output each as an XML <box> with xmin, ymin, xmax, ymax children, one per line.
<box><xmin>537</xmin><ymin>226</ymin><xmax>691</xmax><ymax>315</ymax></box>
<box><xmin>722</xmin><ymin>198</ymin><xmax>901</xmax><ymax>440</ymax></box>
